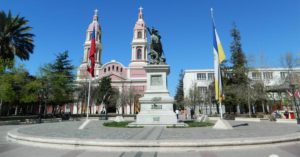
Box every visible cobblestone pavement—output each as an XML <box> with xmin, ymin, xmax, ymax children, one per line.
<box><xmin>18</xmin><ymin>120</ymin><xmax>300</xmax><ymax>140</ymax></box>
<box><xmin>1</xmin><ymin>124</ymin><xmax>300</xmax><ymax>157</ymax></box>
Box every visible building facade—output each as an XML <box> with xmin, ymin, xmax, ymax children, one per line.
<box><xmin>68</xmin><ymin>8</ymin><xmax>148</xmax><ymax>114</ymax></box>
<box><xmin>183</xmin><ymin>67</ymin><xmax>300</xmax><ymax>114</ymax></box>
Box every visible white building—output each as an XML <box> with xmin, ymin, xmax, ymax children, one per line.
<box><xmin>183</xmin><ymin>67</ymin><xmax>300</xmax><ymax>114</ymax></box>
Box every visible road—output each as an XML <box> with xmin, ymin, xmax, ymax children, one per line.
<box><xmin>0</xmin><ymin>124</ymin><xmax>300</xmax><ymax>157</ymax></box>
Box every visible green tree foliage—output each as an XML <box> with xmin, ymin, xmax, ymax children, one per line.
<box><xmin>0</xmin><ymin>11</ymin><xmax>34</xmax><ymax>63</ymax></box>
<box><xmin>21</xmin><ymin>78</ymin><xmax>42</xmax><ymax>104</ymax></box>
<box><xmin>175</xmin><ymin>70</ymin><xmax>185</xmax><ymax>108</ymax></box>
<box><xmin>223</xmin><ymin>24</ymin><xmax>249</xmax><ymax>113</ymax></box>
<box><xmin>40</xmin><ymin>51</ymin><xmax>74</xmax><ymax>113</ymax></box>
<box><xmin>97</xmin><ymin>76</ymin><xmax>113</xmax><ymax>108</ymax></box>
<box><xmin>0</xmin><ymin>65</ymin><xmax>39</xmax><ymax>115</ymax></box>
<box><xmin>229</xmin><ymin>24</ymin><xmax>248</xmax><ymax>84</ymax></box>
<box><xmin>0</xmin><ymin>73</ymin><xmax>15</xmax><ymax>104</ymax></box>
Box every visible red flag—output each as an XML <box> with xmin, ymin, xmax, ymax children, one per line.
<box><xmin>87</xmin><ymin>27</ymin><xmax>96</xmax><ymax>77</ymax></box>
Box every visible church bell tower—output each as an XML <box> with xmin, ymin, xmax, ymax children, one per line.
<box><xmin>129</xmin><ymin>7</ymin><xmax>148</xmax><ymax>67</ymax></box>
<box><xmin>78</xmin><ymin>10</ymin><xmax>102</xmax><ymax>79</ymax></box>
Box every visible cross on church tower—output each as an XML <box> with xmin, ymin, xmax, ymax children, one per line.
<box><xmin>94</xmin><ymin>9</ymin><xmax>98</xmax><ymax>16</ymax></box>
<box><xmin>138</xmin><ymin>7</ymin><xmax>143</xmax><ymax>19</ymax></box>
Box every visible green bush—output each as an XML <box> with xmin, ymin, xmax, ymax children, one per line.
<box><xmin>184</xmin><ymin>121</ymin><xmax>214</xmax><ymax>127</ymax></box>
<box><xmin>103</xmin><ymin>121</ymin><xmax>143</xmax><ymax>128</ymax></box>
<box><xmin>103</xmin><ymin>121</ymin><xmax>131</xmax><ymax>127</ymax></box>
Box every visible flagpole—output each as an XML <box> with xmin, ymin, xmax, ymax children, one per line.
<box><xmin>211</xmin><ymin>8</ymin><xmax>223</xmax><ymax>119</ymax></box>
<box><xmin>219</xmin><ymin>69</ymin><xmax>223</xmax><ymax>119</ymax></box>
<box><xmin>87</xmin><ymin>75</ymin><xmax>91</xmax><ymax>120</ymax></box>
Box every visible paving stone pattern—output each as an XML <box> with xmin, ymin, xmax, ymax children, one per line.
<box><xmin>18</xmin><ymin>120</ymin><xmax>300</xmax><ymax>140</ymax></box>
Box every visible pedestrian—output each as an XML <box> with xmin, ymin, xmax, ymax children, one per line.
<box><xmin>190</xmin><ymin>108</ymin><xmax>195</xmax><ymax>119</ymax></box>
<box><xmin>284</xmin><ymin>110</ymin><xmax>289</xmax><ymax>119</ymax></box>
<box><xmin>175</xmin><ymin>109</ymin><xmax>179</xmax><ymax>119</ymax></box>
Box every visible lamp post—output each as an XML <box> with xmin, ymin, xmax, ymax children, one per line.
<box><xmin>290</xmin><ymin>84</ymin><xmax>300</xmax><ymax>124</ymax></box>
<box><xmin>38</xmin><ymin>90</ymin><xmax>42</xmax><ymax>115</ymax></box>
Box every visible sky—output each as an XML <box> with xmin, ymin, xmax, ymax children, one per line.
<box><xmin>1</xmin><ymin>0</ymin><xmax>300</xmax><ymax>96</ymax></box>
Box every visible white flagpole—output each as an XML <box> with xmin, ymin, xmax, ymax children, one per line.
<box><xmin>87</xmin><ymin>76</ymin><xmax>91</xmax><ymax>120</ymax></box>
<box><xmin>211</xmin><ymin>8</ymin><xmax>223</xmax><ymax>119</ymax></box>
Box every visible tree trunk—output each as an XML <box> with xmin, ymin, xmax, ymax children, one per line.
<box><xmin>38</xmin><ymin>103</ymin><xmax>41</xmax><ymax>114</ymax></box>
<box><xmin>7</xmin><ymin>105</ymin><xmax>10</xmax><ymax>116</ymax></box>
<box><xmin>14</xmin><ymin>105</ymin><xmax>18</xmax><ymax>116</ymax></box>
<box><xmin>44</xmin><ymin>103</ymin><xmax>47</xmax><ymax>116</ymax></box>
<box><xmin>0</xmin><ymin>99</ymin><xmax>2</xmax><ymax>116</ymax></box>
<box><xmin>262</xmin><ymin>102</ymin><xmax>265</xmax><ymax>113</ymax></box>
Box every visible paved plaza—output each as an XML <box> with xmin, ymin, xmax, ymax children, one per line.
<box><xmin>0</xmin><ymin>121</ymin><xmax>300</xmax><ymax>157</ymax></box>
<box><xmin>14</xmin><ymin>120</ymin><xmax>300</xmax><ymax>140</ymax></box>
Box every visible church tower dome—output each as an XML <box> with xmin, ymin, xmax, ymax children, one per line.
<box><xmin>77</xmin><ymin>9</ymin><xmax>103</xmax><ymax>80</ymax></box>
<box><xmin>83</xmin><ymin>9</ymin><xmax>102</xmax><ymax>67</ymax></box>
<box><xmin>129</xmin><ymin>7</ymin><xmax>148</xmax><ymax>67</ymax></box>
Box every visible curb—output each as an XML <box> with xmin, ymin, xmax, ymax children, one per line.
<box><xmin>7</xmin><ymin>128</ymin><xmax>300</xmax><ymax>148</ymax></box>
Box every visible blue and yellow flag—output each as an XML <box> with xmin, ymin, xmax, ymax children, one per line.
<box><xmin>212</xmin><ymin>16</ymin><xmax>226</xmax><ymax>103</ymax></box>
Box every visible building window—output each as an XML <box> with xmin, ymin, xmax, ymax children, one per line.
<box><xmin>104</xmin><ymin>68</ymin><xmax>106</xmax><ymax>72</ymax></box>
<box><xmin>108</xmin><ymin>67</ymin><xmax>110</xmax><ymax>71</ymax></box>
<box><xmin>120</xmin><ymin>68</ymin><xmax>123</xmax><ymax>72</ymax></box>
<box><xmin>136</xmin><ymin>49</ymin><xmax>142</xmax><ymax>60</ymax></box>
<box><xmin>137</xmin><ymin>31</ymin><xmax>142</xmax><ymax>38</ymax></box>
<box><xmin>112</xmin><ymin>65</ymin><xmax>115</xmax><ymax>70</ymax></box>
<box><xmin>116</xmin><ymin>66</ymin><xmax>119</xmax><ymax>72</ymax></box>
<box><xmin>280</xmin><ymin>72</ymin><xmax>287</xmax><ymax>79</ymax></box>
<box><xmin>197</xmin><ymin>73</ymin><xmax>206</xmax><ymax>80</ymax></box>
<box><xmin>208</xmin><ymin>73</ymin><xmax>214</xmax><ymax>80</ymax></box>
<box><xmin>263</xmin><ymin>72</ymin><xmax>273</xmax><ymax>80</ymax></box>
<box><xmin>252</xmin><ymin>72</ymin><xmax>262</xmax><ymax>80</ymax></box>
<box><xmin>198</xmin><ymin>87</ymin><xmax>207</xmax><ymax>95</ymax></box>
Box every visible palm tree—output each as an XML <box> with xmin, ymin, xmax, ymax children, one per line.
<box><xmin>0</xmin><ymin>10</ymin><xmax>34</xmax><ymax>61</ymax></box>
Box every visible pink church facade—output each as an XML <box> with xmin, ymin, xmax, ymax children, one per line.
<box><xmin>70</xmin><ymin>8</ymin><xmax>148</xmax><ymax>114</ymax></box>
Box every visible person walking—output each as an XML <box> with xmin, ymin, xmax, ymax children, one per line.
<box><xmin>175</xmin><ymin>109</ymin><xmax>179</xmax><ymax>120</ymax></box>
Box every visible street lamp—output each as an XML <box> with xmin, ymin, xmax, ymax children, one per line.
<box><xmin>290</xmin><ymin>84</ymin><xmax>300</xmax><ymax>124</ymax></box>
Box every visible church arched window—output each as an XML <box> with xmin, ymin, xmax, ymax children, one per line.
<box><xmin>137</xmin><ymin>31</ymin><xmax>142</xmax><ymax>38</ymax></box>
<box><xmin>136</xmin><ymin>49</ymin><xmax>142</xmax><ymax>60</ymax></box>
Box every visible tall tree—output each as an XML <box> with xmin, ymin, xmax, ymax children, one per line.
<box><xmin>185</xmin><ymin>83</ymin><xmax>202</xmax><ymax>112</ymax></box>
<box><xmin>41</xmin><ymin>51</ymin><xmax>74</xmax><ymax>114</ymax></box>
<box><xmin>97</xmin><ymin>76</ymin><xmax>113</xmax><ymax>111</ymax></box>
<box><xmin>0</xmin><ymin>11</ymin><xmax>34</xmax><ymax>69</ymax></box>
<box><xmin>175</xmin><ymin>70</ymin><xmax>185</xmax><ymax>109</ymax></box>
<box><xmin>230</xmin><ymin>23</ymin><xmax>248</xmax><ymax>84</ymax></box>
<box><xmin>223</xmin><ymin>23</ymin><xmax>249</xmax><ymax>114</ymax></box>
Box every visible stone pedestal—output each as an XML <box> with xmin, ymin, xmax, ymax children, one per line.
<box><xmin>131</xmin><ymin>65</ymin><xmax>180</xmax><ymax>126</ymax></box>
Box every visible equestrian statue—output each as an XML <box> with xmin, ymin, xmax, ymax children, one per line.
<box><xmin>147</xmin><ymin>27</ymin><xmax>166</xmax><ymax>64</ymax></box>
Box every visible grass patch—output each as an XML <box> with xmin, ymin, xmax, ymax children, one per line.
<box><xmin>103</xmin><ymin>121</ymin><xmax>143</xmax><ymax>128</ymax></box>
<box><xmin>184</xmin><ymin>121</ymin><xmax>214</xmax><ymax>127</ymax></box>
<box><xmin>166</xmin><ymin>125</ymin><xmax>187</xmax><ymax>128</ymax></box>
<box><xmin>167</xmin><ymin>121</ymin><xmax>214</xmax><ymax>128</ymax></box>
